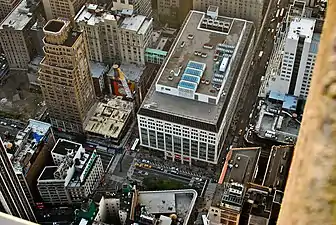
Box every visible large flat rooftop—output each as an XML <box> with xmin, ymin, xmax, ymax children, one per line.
<box><xmin>39</xmin><ymin>166</ymin><xmax>58</xmax><ymax>180</ymax></box>
<box><xmin>156</xmin><ymin>11</ymin><xmax>246</xmax><ymax>96</ymax></box>
<box><xmin>288</xmin><ymin>17</ymin><xmax>315</xmax><ymax>42</ymax></box>
<box><xmin>0</xmin><ymin>0</ymin><xmax>38</xmax><ymax>30</ymax></box>
<box><xmin>139</xmin><ymin>11</ymin><xmax>254</xmax><ymax>127</ymax></box>
<box><xmin>137</xmin><ymin>189</ymin><xmax>197</xmax><ymax>225</ymax></box>
<box><xmin>120</xmin><ymin>15</ymin><xmax>152</xmax><ymax>34</ymax></box>
<box><xmin>218</xmin><ymin>147</ymin><xmax>261</xmax><ymax>185</ymax></box>
<box><xmin>84</xmin><ymin>98</ymin><xmax>133</xmax><ymax>139</ymax></box>
<box><xmin>52</xmin><ymin>139</ymin><xmax>81</xmax><ymax>156</ymax></box>
<box><xmin>107</xmin><ymin>63</ymin><xmax>145</xmax><ymax>83</ymax></box>
<box><xmin>138</xmin><ymin>192</ymin><xmax>176</xmax><ymax>214</ymax></box>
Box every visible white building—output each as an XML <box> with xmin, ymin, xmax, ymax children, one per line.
<box><xmin>137</xmin><ymin>10</ymin><xmax>255</xmax><ymax>165</ymax></box>
<box><xmin>38</xmin><ymin>139</ymin><xmax>104</xmax><ymax>205</ymax></box>
<box><xmin>264</xmin><ymin>17</ymin><xmax>320</xmax><ymax>99</ymax></box>
<box><xmin>75</xmin><ymin>4</ymin><xmax>153</xmax><ymax>66</ymax></box>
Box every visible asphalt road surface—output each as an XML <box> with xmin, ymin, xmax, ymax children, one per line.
<box><xmin>213</xmin><ymin>0</ymin><xmax>290</xmax><ymax>176</ymax></box>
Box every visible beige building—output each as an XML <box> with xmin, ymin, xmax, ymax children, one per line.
<box><xmin>43</xmin><ymin>0</ymin><xmax>86</xmax><ymax>20</ymax></box>
<box><xmin>0</xmin><ymin>0</ymin><xmax>20</xmax><ymax>21</ymax></box>
<box><xmin>112</xmin><ymin>0</ymin><xmax>152</xmax><ymax>17</ymax></box>
<box><xmin>0</xmin><ymin>0</ymin><xmax>41</xmax><ymax>70</ymax></box>
<box><xmin>193</xmin><ymin>0</ymin><xmax>265</xmax><ymax>31</ymax></box>
<box><xmin>75</xmin><ymin>4</ymin><xmax>153</xmax><ymax>65</ymax></box>
<box><xmin>84</xmin><ymin>96</ymin><xmax>133</xmax><ymax>146</ymax></box>
<box><xmin>39</xmin><ymin>19</ymin><xmax>96</xmax><ymax>133</ymax></box>
<box><xmin>157</xmin><ymin>0</ymin><xmax>193</xmax><ymax>26</ymax></box>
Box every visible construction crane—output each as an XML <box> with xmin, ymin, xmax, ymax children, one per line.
<box><xmin>112</xmin><ymin>64</ymin><xmax>133</xmax><ymax>99</ymax></box>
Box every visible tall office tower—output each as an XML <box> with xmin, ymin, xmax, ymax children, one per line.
<box><xmin>0</xmin><ymin>0</ymin><xmax>20</xmax><ymax>22</ymax></box>
<box><xmin>9</xmin><ymin>120</ymin><xmax>55</xmax><ymax>205</ymax></box>
<box><xmin>39</xmin><ymin>19</ymin><xmax>96</xmax><ymax>133</ymax></box>
<box><xmin>0</xmin><ymin>0</ymin><xmax>41</xmax><ymax>70</ymax></box>
<box><xmin>0</xmin><ymin>138</ymin><xmax>36</xmax><ymax>222</ymax></box>
<box><xmin>157</xmin><ymin>0</ymin><xmax>193</xmax><ymax>27</ymax></box>
<box><xmin>137</xmin><ymin>9</ymin><xmax>255</xmax><ymax>165</ymax></box>
<box><xmin>75</xmin><ymin>4</ymin><xmax>153</xmax><ymax>65</ymax></box>
<box><xmin>42</xmin><ymin>0</ymin><xmax>86</xmax><ymax>20</ymax></box>
<box><xmin>264</xmin><ymin>18</ymin><xmax>320</xmax><ymax>99</ymax></box>
<box><xmin>112</xmin><ymin>0</ymin><xmax>152</xmax><ymax>17</ymax></box>
<box><xmin>193</xmin><ymin>0</ymin><xmax>265</xmax><ymax>31</ymax></box>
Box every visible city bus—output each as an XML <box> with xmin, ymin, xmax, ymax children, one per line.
<box><xmin>275</xmin><ymin>9</ymin><xmax>280</xmax><ymax>18</ymax></box>
<box><xmin>131</xmin><ymin>138</ymin><xmax>140</xmax><ymax>151</ymax></box>
<box><xmin>280</xmin><ymin>8</ymin><xmax>285</xmax><ymax>17</ymax></box>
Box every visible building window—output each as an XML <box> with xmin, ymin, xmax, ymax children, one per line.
<box><xmin>165</xmin><ymin>134</ymin><xmax>172</xmax><ymax>151</ymax></box>
<box><xmin>191</xmin><ymin>140</ymin><xmax>198</xmax><ymax>158</ymax></box>
<box><xmin>199</xmin><ymin>142</ymin><xmax>206</xmax><ymax>160</ymax></box>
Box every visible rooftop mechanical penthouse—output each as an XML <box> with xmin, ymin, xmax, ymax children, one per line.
<box><xmin>137</xmin><ymin>8</ymin><xmax>255</xmax><ymax>165</ymax></box>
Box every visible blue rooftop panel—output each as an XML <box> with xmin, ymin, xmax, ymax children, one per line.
<box><xmin>178</xmin><ymin>81</ymin><xmax>197</xmax><ymax>91</ymax></box>
<box><xmin>269</xmin><ymin>90</ymin><xmax>285</xmax><ymax>101</ymax></box>
<box><xmin>181</xmin><ymin>74</ymin><xmax>200</xmax><ymax>84</ymax></box>
<box><xmin>184</xmin><ymin>68</ymin><xmax>203</xmax><ymax>77</ymax></box>
<box><xmin>187</xmin><ymin>61</ymin><xmax>206</xmax><ymax>71</ymax></box>
<box><xmin>282</xmin><ymin>95</ymin><xmax>298</xmax><ymax>111</ymax></box>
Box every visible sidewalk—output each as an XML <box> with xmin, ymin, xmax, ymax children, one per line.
<box><xmin>136</xmin><ymin>150</ymin><xmax>216</xmax><ymax>179</ymax></box>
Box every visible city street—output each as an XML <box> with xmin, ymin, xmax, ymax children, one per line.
<box><xmin>207</xmin><ymin>0</ymin><xmax>290</xmax><ymax>181</ymax></box>
<box><xmin>222</xmin><ymin>0</ymin><xmax>288</xmax><ymax>150</ymax></box>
